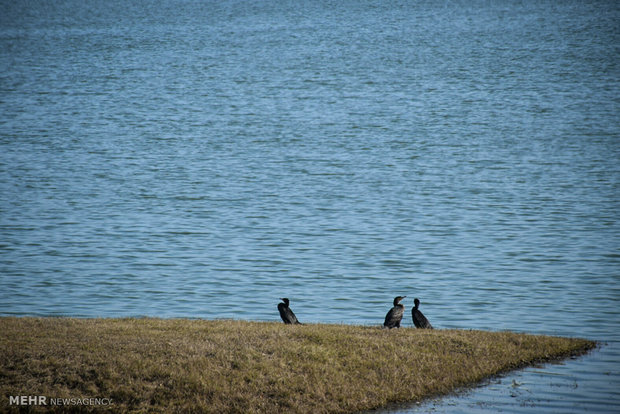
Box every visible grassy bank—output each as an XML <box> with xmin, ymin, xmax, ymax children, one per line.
<box><xmin>0</xmin><ymin>318</ymin><xmax>595</xmax><ymax>413</ymax></box>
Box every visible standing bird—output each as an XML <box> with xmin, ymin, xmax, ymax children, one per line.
<box><xmin>278</xmin><ymin>298</ymin><xmax>302</xmax><ymax>324</ymax></box>
<box><xmin>383</xmin><ymin>296</ymin><xmax>406</xmax><ymax>329</ymax></box>
<box><xmin>412</xmin><ymin>298</ymin><xmax>433</xmax><ymax>329</ymax></box>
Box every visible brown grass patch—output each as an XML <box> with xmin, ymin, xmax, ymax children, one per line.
<box><xmin>0</xmin><ymin>318</ymin><xmax>595</xmax><ymax>413</ymax></box>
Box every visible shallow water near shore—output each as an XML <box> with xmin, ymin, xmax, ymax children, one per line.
<box><xmin>373</xmin><ymin>342</ymin><xmax>619</xmax><ymax>413</ymax></box>
<box><xmin>1</xmin><ymin>0</ymin><xmax>619</xmax><ymax>412</ymax></box>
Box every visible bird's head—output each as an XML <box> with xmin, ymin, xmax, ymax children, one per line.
<box><xmin>394</xmin><ymin>296</ymin><xmax>406</xmax><ymax>305</ymax></box>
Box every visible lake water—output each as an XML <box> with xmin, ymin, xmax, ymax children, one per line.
<box><xmin>1</xmin><ymin>0</ymin><xmax>618</xmax><ymax>412</ymax></box>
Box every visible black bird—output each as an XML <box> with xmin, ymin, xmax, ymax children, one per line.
<box><xmin>278</xmin><ymin>298</ymin><xmax>302</xmax><ymax>324</ymax></box>
<box><xmin>383</xmin><ymin>296</ymin><xmax>406</xmax><ymax>329</ymax></box>
<box><xmin>412</xmin><ymin>298</ymin><xmax>433</xmax><ymax>329</ymax></box>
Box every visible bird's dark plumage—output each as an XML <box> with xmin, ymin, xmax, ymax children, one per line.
<box><xmin>412</xmin><ymin>298</ymin><xmax>433</xmax><ymax>329</ymax></box>
<box><xmin>383</xmin><ymin>296</ymin><xmax>406</xmax><ymax>329</ymax></box>
<box><xmin>278</xmin><ymin>298</ymin><xmax>302</xmax><ymax>324</ymax></box>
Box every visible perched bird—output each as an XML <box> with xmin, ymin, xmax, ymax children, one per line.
<box><xmin>383</xmin><ymin>296</ymin><xmax>406</xmax><ymax>329</ymax></box>
<box><xmin>411</xmin><ymin>298</ymin><xmax>433</xmax><ymax>329</ymax></box>
<box><xmin>278</xmin><ymin>298</ymin><xmax>302</xmax><ymax>324</ymax></box>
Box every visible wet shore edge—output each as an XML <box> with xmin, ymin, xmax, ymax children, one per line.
<box><xmin>0</xmin><ymin>317</ymin><xmax>596</xmax><ymax>413</ymax></box>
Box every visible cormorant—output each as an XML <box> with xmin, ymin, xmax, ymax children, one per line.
<box><xmin>412</xmin><ymin>298</ymin><xmax>433</xmax><ymax>329</ymax></box>
<box><xmin>383</xmin><ymin>296</ymin><xmax>406</xmax><ymax>329</ymax></box>
<box><xmin>278</xmin><ymin>298</ymin><xmax>302</xmax><ymax>324</ymax></box>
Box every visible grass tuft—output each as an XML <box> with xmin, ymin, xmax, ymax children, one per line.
<box><xmin>0</xmin><ymin>318</ymin><xmax>595</xmax><ymax>413</ymax></box>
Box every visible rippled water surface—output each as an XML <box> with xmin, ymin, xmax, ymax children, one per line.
<box><xmin>1</xmin><ymin>0</ymin><xmax>619</xmax><ymax>412</ymax></box>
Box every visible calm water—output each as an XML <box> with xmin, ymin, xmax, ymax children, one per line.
<box><xmin>1</xmin><ymin>0</ymin><xmax>619</xmax><ymax>412</ymax></box>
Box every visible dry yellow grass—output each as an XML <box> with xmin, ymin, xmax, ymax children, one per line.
<box><xmin>0</xmin><ymin>318</ymin><xmax>595</xmax><ymax>413</ymax></box>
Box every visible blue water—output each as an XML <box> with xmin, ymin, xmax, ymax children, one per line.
<box><xmin>1</xmin><ymin>0</ymin><xmax>619</xmax><ymax>412</ymax></box>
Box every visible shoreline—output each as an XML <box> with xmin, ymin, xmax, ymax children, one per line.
<box><xmin>0</xmin><ymin>317</ymin><xmax>596</xmax><ymax>413</ymax></box>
